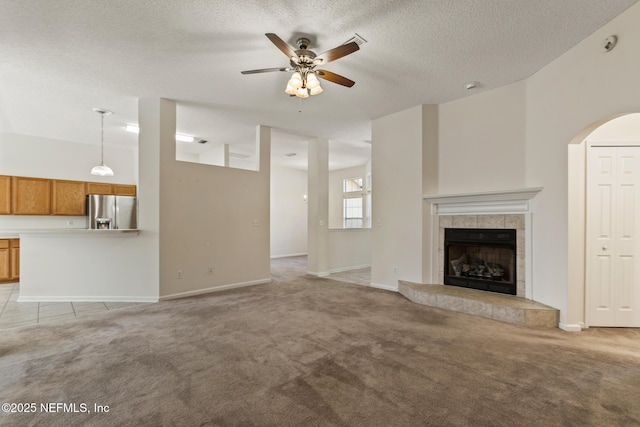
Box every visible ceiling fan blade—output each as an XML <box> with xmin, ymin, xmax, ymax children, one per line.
<box><xmin>315</xmin><ymin>41</ymin><xmax>359</xmax><ymax>64</ymax></box>
<box><xmin>241</xmin><ymin>67</ymin><xmax>293</xmax><ymax>75</ymax></box>
<box><xmin>317</xmin><ymin>70</ymin><xmax>355</xmax><ymax>87</ymax></box>
<box><xmin>265</xmin><ymin>33</ymin><xmax>297</xmax><ymax>59</ymax></box>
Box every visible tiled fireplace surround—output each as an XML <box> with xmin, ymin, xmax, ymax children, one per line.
<box><xmin>425</xmin><ymin>188</ymin><xmax>542</xmax><ymax>301</ymax></box>
<box><xmin>437</xmin><ymin>214</ymin><xmax>526</xmax><ymax>297</ymax></box>
<box><xmin>399</xmin><ymin>188</ymin><xmax>559</xmax><ymax>328</ymax></box>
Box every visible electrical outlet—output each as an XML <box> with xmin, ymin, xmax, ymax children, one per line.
<box><xmin>393</xmin><ymin>266</ymin><xmax>397</xmax><ymax>274</ymax></box>
<box><xmin>177</xmin><ymin>269</ymin><xmax>182</xmax><ymax>279</ymax></box>
<box><xmin>207</xmin><ymin>267</ymin><xmax>213</xmax><ymax>275</ymax></box>
<box><xmin>67</xmin><ymin>220</ymin><xmax>74</xmax><ymax>227</ymax></box>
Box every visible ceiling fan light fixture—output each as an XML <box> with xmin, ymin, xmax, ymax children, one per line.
<box><xmin>289</xmin><ymin>71</ymin><xmax>303</xmax><ymax>88</ymax></box>
<box><xmin>309</xmin><ymin>85</ymin><xmax>323</xmax><ymax>96</ymax></box>
<box><xmin>306</xmin><ymin>73</ymin><xmax>320</xmax><ymax>89</ymax></box>
<box><xmin>244</xmin><ymin>33</ymin><xmax>359</xmax><ymax>98</ymax></box>
<box><xmin>296</xmin><ymin>87</ymin><xmax>309</xmax><ymax>98</ymax></box>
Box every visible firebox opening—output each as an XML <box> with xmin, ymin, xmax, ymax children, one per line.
<box><xmin>444</xmin><ymin>228</ymin><xmax>517</xmax><ymax>295</ymax></box>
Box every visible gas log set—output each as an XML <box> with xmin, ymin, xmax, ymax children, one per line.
<box><xmin>444</xmin><ymin>228</ymin><xmax>517</xmax><ymax>295</ymax></box>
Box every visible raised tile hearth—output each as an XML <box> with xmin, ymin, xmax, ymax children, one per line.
<box><xmin>398</xmin><ymin>281</ymin><xmax>559</xmax><ymax>328</ymax></box>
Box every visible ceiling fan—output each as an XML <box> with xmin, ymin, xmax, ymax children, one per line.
<box><xmin>241</xmin><ymin>33</ymin><xmax>359</xmax><ymax>98</ymax></box>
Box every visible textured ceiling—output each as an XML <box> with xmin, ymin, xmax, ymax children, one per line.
<box><xmin>0</xmin><ymin>0</ymin><xmax>637</xmax><ymax>170</ymax></box>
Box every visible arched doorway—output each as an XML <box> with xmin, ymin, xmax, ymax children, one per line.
<box><xmin>568</xmin><ymin>113</ymin><xmax>640</xmax><ymax>328</ymax></box>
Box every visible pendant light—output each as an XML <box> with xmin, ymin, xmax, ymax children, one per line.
<box><xmin>90</xmin><ymin>108</ymin><xmax>114</xmax><ymax>176</ymax></box>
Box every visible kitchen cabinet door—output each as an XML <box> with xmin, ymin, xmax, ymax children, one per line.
<box><xmin>11</xmin><ymin>176</ymin><xmax>51</xmax><ymax>215</ymax></box>
<box><xmin>0</xmin><ymin>175</ymin><xmax>10</xmax><ymax>214</ymax></box>
<box><xmin>0</xmin><ymin>240</ymin><xmax>9</xmax><ymax>281</ymax></box>
<box><xmin>10</xmin><ymin>240</ymin><xmax>19</xmax><ymax>280</ymax></box>
<box><xmin>86</xmin><ymin>182</ymin><xmax>113</xmax><ymax>195</ymax></box>
<box><xmin>52</xmin><ymin>180</ymin><xmax>87</xmax><ymax>215</ymax></box>
<box><xmin>113</xmin><ymin>184</ymin><xmax>136</xmax><ymax>196</ymax></box>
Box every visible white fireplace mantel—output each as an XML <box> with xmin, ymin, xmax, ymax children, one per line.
<box><xmin>423</xmin><ymin>187</ymin><xmax>543</xmax><ymax>215</ymax></box>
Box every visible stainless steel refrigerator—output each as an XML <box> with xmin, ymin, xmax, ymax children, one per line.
<box><xmin>87</xmin><ymin>194</ymin><xmax>137</xmax><ymax>230</ymax></box>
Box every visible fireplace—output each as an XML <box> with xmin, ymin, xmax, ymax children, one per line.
<box><xmin>444</xmin><ymin>228</ymin><xmax>517</xmax><ymax>295</ymax></box>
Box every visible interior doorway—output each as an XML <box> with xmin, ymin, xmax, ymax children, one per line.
<box><xmin>568</xmin><ymin>113</ymin><xmax>640</xmax><ymax>329</ymax></box>
<box><xmin>586</xmin><ymin>145</ymin><xmax>640</xmax><ymax>327</ymax></box>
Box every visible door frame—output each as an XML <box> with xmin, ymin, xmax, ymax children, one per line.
<box><xmin>567</xmin><ymin>113</ymin><xmax>639</xmax><ymax>330</ymax></box>
<box><xmin>584</xmin><ymin>142</ymin><xmax>640</xmax><ymax>327</ymax></box>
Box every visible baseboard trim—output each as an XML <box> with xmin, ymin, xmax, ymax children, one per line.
<box><xmin>159</xmin><ymin>278</ymin><xmax>271</xmax><ymax>301</ymax></box>
<box><xmin>307</xmin><ymin>271</ymin><xmax>331</xmax><ymax>277</ymax></box>
<box><xmin>270</xmin><ymin>253</ymin><xmax>307</xmax><ymax>259</ymax></box>
<box><xmin>17</xmin><ymin>296</ymin><xmax>159</xmax><ymax>303</ymax></box>
<box><xmin>370</xmin><ymin>282</ymin><xmax>399</xmax><ymax>292</ymax></box>
<box><xmin>559</xmin><ymin>322</ymin><xmax>583</xmax><ymax>332</ymax></box>
<box><xmin>328</xmin><ymin>264</ymin><xmax>371</xmax><ymax>274</ymax></box>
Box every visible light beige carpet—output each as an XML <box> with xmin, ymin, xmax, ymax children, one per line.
<box><xmin>1</xmin><ymin>256</ymin><xmax>639</xmax><ymax>426</ymax></box>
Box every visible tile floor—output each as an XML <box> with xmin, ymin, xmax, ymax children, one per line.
<box><xmin>0</xmin><ymin>282</ymin><xmax>142</xmax><ymax>331</ymax></box>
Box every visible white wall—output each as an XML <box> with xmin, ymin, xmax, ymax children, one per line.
<box><xmin>371</xmin><ymin>105</ymin><xmax>430</xmax><ymax>290</ymax></box>
<box><xmin>176</xmin><ymin>151</ymin><xmax>199</xmax><ymax>163</ymax></box>
<box><xmin>587</xmin><ymin>113</ymin><xmax>640</xmax><ymax>141</ymax></box>
<box><xmin>438</xmin><ymin>81</ymin><xmax>526</xmax><ymax>194</ymax></box>
<box><xmin>328</xmin><ymin>228</ymin><xmax>371</xmax><ymax>272</ymax></box>
<box><xmin>199</xmin><ymin>143</ymin><xmax>228</xmax><ymax>166</ymax></box>
<box><xmin>307</xmin><ymin>138</ymin><xmax>330</xmax><ymax>276</ymax></box>
<box><xmin>270</xmin><ymin>164</ymin><xmax>307</xmax><ymax>258</ymax></box>
<box><xmin>158</xmin><ymin>117</ymin><xmax>271</xmax><ymax>299</ymax></box>
<box><xmin>328</xmin><ymin>164</ymin><xmax>367</xmax><ymax>229</ymax></box>
<box><xmin>525</xmin><ymin>2</ymin><xmax>640</xmax><ymax>328</ymax></box>
<box><xmin>0</xmin><ymin>132</ymin><xmax>137</xmax><ymax>183</ymax></box>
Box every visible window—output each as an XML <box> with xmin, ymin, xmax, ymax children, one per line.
<box><xmin>343</xmin><ymin>177</ymin><xmax>365</xmax><ymax>228</ymax></box>
<box><xmin>343</xmin><ymin>197</ymin><xmax>363</xmax><ymax>228</ymax></box>
<box><xmin>343</xmin><ymin>177</ymin><xmax>363</xmax><ymax>193</ymax></box>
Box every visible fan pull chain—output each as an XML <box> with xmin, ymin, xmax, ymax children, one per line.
<box><xmin>298</xmin><ymin>97</ymin><xmax>303</xmax><ymax>113</ymax></box>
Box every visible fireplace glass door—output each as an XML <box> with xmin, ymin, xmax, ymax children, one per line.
<box><xmin>444</xmin><ymin>228</ymin><xmax>516</xmax><ymax>295</ymax></box>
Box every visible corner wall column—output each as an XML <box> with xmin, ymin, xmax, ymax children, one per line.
<box><xmin>307</xmin><ymin>138</ymin><xmax>330</xmax><ymax>276</ymax></box>
<box><xmin>139</xmin><ymin>98</ymin><xmax>176</xmax><ymax>296</ymax></box>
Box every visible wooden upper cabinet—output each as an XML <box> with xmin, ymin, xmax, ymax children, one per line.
<box><xmin>86</xmin><ymin>182</ymin><xmax>113</xmax><ymax>195</ymax></box>
<box><xmin>0</xmin><ymin>175</ymin><xmax>10</xmax><ymax>214</ymax></box>
<box><xmin>52</xmin><ymin>180</ymin><xmax>87</xmax><ymax>215</ymax></box>
<box><xmin>86</xmin><ymin>182</ymin><xmax>136</xmax><ymax>196</ymax></box>
<box><xmin>113</xmin><ymin>184</ymin><xmax>136</xmax><ymax>196</ymax></box>
<box><xmin>11</xmin><ymin>176</ymin><xmax>51</xmax><ymax>215</ymax></box>
<box><xmin>1</xmin><ymin>176</ymin><xmax>134</xmax><ymax>216</ymax></box>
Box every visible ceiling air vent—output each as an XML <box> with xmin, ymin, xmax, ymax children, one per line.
<box><xmin>344</xmin><ymin>33</ymin><xmax>367</xmax><ymax>46</ymax></box>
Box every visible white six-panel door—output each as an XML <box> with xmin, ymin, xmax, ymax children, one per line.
<box><xmin>586</xmin><ymin>146</ymin><xmax>640</xmax><ymax>327</ymax></box>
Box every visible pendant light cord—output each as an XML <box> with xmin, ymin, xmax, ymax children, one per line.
<box><xmin>100</xmin><ymin>112</ymin><xmax>105</xmax><ymax>165</ymax></box>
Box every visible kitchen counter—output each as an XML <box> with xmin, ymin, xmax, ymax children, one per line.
<box><xmin>0</xmin><ymin>229</ymin><xmax>139</xmax><ymax>237</ymax></box>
